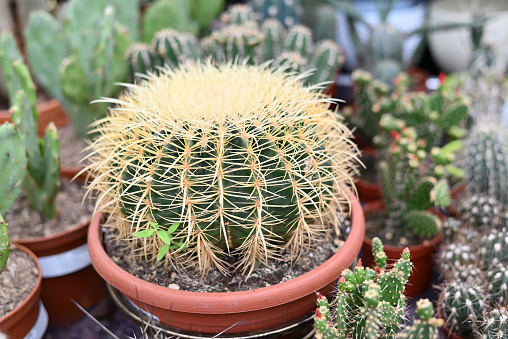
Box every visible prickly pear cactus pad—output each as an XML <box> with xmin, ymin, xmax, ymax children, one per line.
<box><xmin>86</xmin><ymin>62</ymin><xmax>359</xmax><ymax>274</ymax></box>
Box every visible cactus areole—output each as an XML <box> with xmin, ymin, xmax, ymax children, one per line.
<box><xmin>87</xmin><ymin>62</ymin><xmax>359</xmax><ymax>274</ymax></box>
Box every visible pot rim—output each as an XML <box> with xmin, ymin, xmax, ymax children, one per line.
<box><xmin>88</xmin><ymin>190</ymin><xmax>365</xmax><ymax>314</ymax></box>
<box><xmin>0</xmin><ymin>243</ymin><xmax>42</xmax><ymax>327</ymax></box>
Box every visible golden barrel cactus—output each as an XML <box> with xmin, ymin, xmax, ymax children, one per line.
<box><xmin>86</xmin><ymin>62</ymin><xmax>359</xmax><ymax>274</ymax></box>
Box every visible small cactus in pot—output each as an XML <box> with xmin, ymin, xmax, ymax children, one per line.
<box><xmin>85</xmin><ymin>62</ymin><xmax>359</xmax><ymax>274</ymax></box>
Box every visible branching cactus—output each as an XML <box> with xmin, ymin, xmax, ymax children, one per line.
<box><xmin>314</xmin><ymin>238</ymin><xmax>413</xmax><ymax>338</ymax></box>
<box><xmin>152</xmin><ymin>29</ymin><xmax>200</xmax><ymax>69</ymax></box>
<box><xmin>462</xmin><ymin>125</ymin><xmax>508</xmax><ymax>207</ymax></box>
<box><xmin>0</xmin><ymin>34</ymin><xmax>60</xmax><ymax>218</ymax></box>
<box><xmin>85</xmin><ymin>62</ymin><xmax>359</xmax><ymax>274</ymax></box>
<box><xmin>0</xmin><ymin>214</ymin><xmax>9</xmax><ymax>274</ymax></box>
<box><xmin>24</xmin><ymin>0</ymin><xmax>135</xmax><ymax>138</ymax></box>
<box><xmin>399</xmin><ymin>299</ymin><xmax>444</xmax><ymax>339</ymax></box>
<box><xmin>212</xmin><ymin>21</ymin><xmax>264</xmax><ymax>65</ymax></box>
<box><xmin>125</xmin><ymin>43</ymin><xmax>158</xmax><ymax>82</ymax></box>
<box><xmin>481</xmin><ymin>307</ymin><xmax>508</xmax><ymax>339</ymax></box>
<box><xmin>249</xmin><ymin>0</ymin><xmax>302</xmax><ymax>28</ymax></box>
<box><xmin>377</xmin><ymin>120</ymin><xmax>460</xmax><ymax>242</ymax></box>
<box><xmin>441</xmin><ymin>280</ymin><xmax>486</xmax><ymax>337</ymax></box>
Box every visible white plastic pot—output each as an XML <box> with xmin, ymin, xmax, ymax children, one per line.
<box><xmin>427</xmin><ymin>0</ymin><xmax>508</xmax><ymax>73</ymax></box>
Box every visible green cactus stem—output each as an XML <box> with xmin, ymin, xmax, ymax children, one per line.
<box><xmin>487</xmin><ymin>263</ymin><xmax>508</xmax><ymax>307</ymax></box>
<box><xmin>305</xmin><ymin>40</ymin><xmax>344</xmax><ymax>87</ymax></box>
<box><xmin>260</xmin><ymin>18</ymin><xmax>285</xmax><ymax>62</ymax></box>
<box><xmin>0</xmin><ymin>213</ymin><xmax>9</xmax><ymax>274</ymax></box>
<box><xmin>85</xmin><ymin>62</ymin><xmax>358</xmax><ymax>275</ymax></box>
<box><xmin>152</xmin><ymin>29</ymin><xmax>200</xmax><ymax>69</ymax></box>
<box><xmin>283</xmin><ymin>24</ymin><xmax>312</xmax><ymax>58</ymax></box>
<box><xmin>125</xmin><ymin>42</ymin><xmax>158</xmax><ymax>82</ymax></box>
<box><xmin>399</xmin><ymin>299</ymin><xmax>444</xmax><ymax>339</ymax></box>
<box><xmin>481</xmin><ymin>227</ymin><xmax>508</xmax><ymax>270</ymax></box>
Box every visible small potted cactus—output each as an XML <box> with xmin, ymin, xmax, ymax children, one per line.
<box><xmin>314</xmin><ymin>237</ymin><xmax>444</xmax><ymax>338</ymax></box>
<box><xmin>0</xmin><ymin>122</ymin><xmax>46</xmax><ymax>338</ymax></box>
<box><xmin>86</xmin><ymin>61</ymin><xmax>364</xmax><ymax>336</ymax></box>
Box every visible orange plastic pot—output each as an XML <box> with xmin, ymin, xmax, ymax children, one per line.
<box><xmin>0</xmin><ymin>243</ymin><xmax>47</xmax><ymax>339</ymax></box>
<box><xmin>0</xmin><ymin>99</ymin><xmax>68</xmax><ymax>136</ymax></box>
<box><xmin>361</xmin><ymin>200</ymin><xmax>443</xmax><ymax>297</ymax></box>
<box><xmin>11</xmin><ymin>167</ymin><xmax>105</xmax><ymax>326</ymax></box>
<box><xmin>88</xmin><ymin>191</ymin><xmax>365</xmax><ymax>335</ymax></box>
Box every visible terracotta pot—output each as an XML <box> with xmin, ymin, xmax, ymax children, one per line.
<box><xmin>361</xmin><ymin>200</ymin><xmax>443</xmax><ymax>297</ymax></box>
<box><xmin>11</xmin><ymin>167</ymin><xmax>106</xmax><ymax>326</ymax></box>
<box><xmin>88</xmin><ymin>191</ymin><xmax>365</xmax><ymax>335</ymax></box>
<box><xmin>0</xmin><ymin>99</ymin><xmax>68</xmax><ymax>136</ymax></box>
<box><xmin>436</xmin><ymin>292</ymin><xmax>464</xmax><ymax>339</ymax></box>
<box><xmin>355</xmin><ymin>146</ymin><xmax>382</xmax><ymax>203</ymax></box>
<box><xmin>0</xmin><ymin>243</ymin><xmax>48</xmax><ymax>339</ymax></box>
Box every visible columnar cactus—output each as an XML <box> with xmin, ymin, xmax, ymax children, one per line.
<box><xmin>125</xmin><ymin>43</ymin><xmax>158</xmax><ymax>82</ymax></box>
<box><xmin>249</xmin><ymin>0</ymin><xmax>302</xmax><ymax>29</ymax></box>
<box><xmin>0</xmin><ymin>34</ymin><xmax>60</xmax><ymax>218</ymax></box>
<box><xmin>399</xmin><ymin>299</ymin><xmax>444</xmax><ymax>339</ymax></box>
<box><xmin>462</xmin><ymin>126</ymin><xmax>508</xmax><ymax>207</ymax></box>
<box><xmin>152</xmin><ymin>29</ymin><xmax>200</xmax><ymax>69</ymax></box>
<box><xmin>441</xmin><ymin>280</ymin><xmax>486</xmax><ymax>337</ymax></box>
<box><xmin>314</xmin><ymin>238</ymin><xmax>415</xmax><ymax>338</ymax></box>
<box><xmin>85</xmin><ymin>62</ymin><xmax>358</xmax><ymax>274</ymax></box>
<box><xmin>481</xmin><ymin>307</ymin><xmax>508</xmax><ymax>339</ymax></box>
<box><xmin>24</xmin><ymin>0</ymin><xmax>135</xmax><ymax>138</ymax></box>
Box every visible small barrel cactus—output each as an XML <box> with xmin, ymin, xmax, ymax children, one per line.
<box><xmin>442</xmin><ymin>217</ymin><xmax>462</xmax><ymax>243</ymax></box>
<box><xmin>487</xmin><ymin>263</ymin><xmax>508</xmax><ymax>306</ymax></box>
<box><xmin>152</xmin><ymin>29</ymin><xmax>200</xmax><ymax>70</ymax></box>
<box><xmin>125</xmin><ymin>42</ymin><xmax>158</xmax><ymax>82</ymax></box>
<box><xmin>212</xmin><ymin>21</ymin><xmax>264</xmax><ymax>65</ymax></box>
<box><xmin>481</xmin><ymin>307</ymin><xmax>508</xmax><ymax>339</ymax></box>
<box><xmin>86</xmin><ymin>62</ymin><xmax>359</xmax><ymax>274</ymax></box>
<box><xmin>249</xmin><ymin>0</ymin><xmax>302</xmax><ymax>28</ymax></box>
<box><xmin>480</xmin><ymin>227</ymin><xmax>508</xmax><ymax>270</ymax></box>
<box><xmin>283</xmin><ymin>24</ymin><xmax>312</xmax><ymax>58</ymax></box>
<box><xmin>441</xmin><ymin>280</ymin><xmax>486</xmax><ymax>337</ymax></box>
<box><xmin>260</xmin><ymin>18</ymin><xmax>286</xmax><ymax>61</ymax></box>
<box><xmin>220</xmin><ymin>4</ymin><xmax>256</xmax><ymax>25</ymax></box>
<box><xmin>440</xmin><ymin>243</ymin><xmax>475</xmax><ymax>274</ymax></box>
<box><xmin>459</xmin><ymin>194</ymin><xmax>502</xmax><ymax>230</ymax></box>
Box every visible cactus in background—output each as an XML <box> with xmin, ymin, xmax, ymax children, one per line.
<box><xmin>481</xmin><ymin>307</ymin><xmax>508</xmax><ymax>338</ymax></box>
<box><xmin>442</xmin><ymin>217</ymin><xmax>461</xmax><ymax>243</ymax></box>
<box><xmin>220</xmin><ymin>4</ymin><xmax>256</xmax><ymax>25</ymax></box>
<box><xmin>314</xmin><ymin>238</ymin><xmax>413</xmax><ymax>338</ymax></box>
<box><xmin>125</xmin><ymin>43</ymin><xmax>158</xmax><ymax>82</ymax></box>
<box><xmin>24</xmin><ymin>0</ymin><xmax>135</xmax><ymax>139</ymax></box>
<box><xmin>377</xmin><ymin>120</ymin><xmax>460</xmax><ymax>241</ymax></box>
<box><xmin>459</xmin><ymin>194</ymin><xmax>501</xmax><ymax>230</ymax></box>
<box><xmin>480</xmin><ymin>228</ymin><xmax>508</xmax><ymax>270</ymax></box>
<box><xmin>153</xmin><ymin>29</ymin><xmax>200</xmax><ymax>69</ymax></box>
<box><xmin>441</xmin><ymin>280</ymin><xmax>486</xmax><ymax>337</ymax></box>
<box><xmin>212</xmin><ymin>22</ymin><xmax>264</xmax><ymax>65</ymax></box>
<box><xmin>301</xmin><ymin>0</ymin><xmax>337</xmax><ymax>42</ymax></box>
<box><xmin>487</xmin><ymin>263</ymin><xmax>508</xmax><ymax>307</ymax></box>
<box><xmin>462</xmin><ymin>126</ymin><xmax>508</xmax><ymax>207</ymax></box>
<box><xmin>85</xmin><ymin>62</ymin><xmax>358</xmax><ymax>275</ymax></box>
<box><xmin>260</xmin><ymin>19</ymin><xmax>285</xmax><ymax>61</ymax></box>
<box><xmin>440</xmin><ymin>243</ymin><xmax>475</xmax><ymax>275</ymax></box>
<box><xmin>0</xmin><ymin>214</ymin><xmax>8</xmax><ymax>274</ymax></box>
<box><xmin>142</xmin><ymin>0</ymin><xmax>198</xmax><ymax>42</ymax></box>
<box><xmin>304</xmin><ymin>40</ymin><xmax>344</xmax><ymax>87</ymax></box>
<box><xmin>399</xmin><ymin>299</ymin><xmax>444</xmax><ymax>339</ymax></box>
<box><xmin>0</xmin><ymin>123</ymin><xmax>27</xmax><ymax>216</ymax></box>
<box><xmin>189</xmin><ymin>0</ymin><xmax>225</xmax><ymax>36</ymax></box>
<box><xmin>0</xmin><ymin>33</ymin><xmax>60</xmax><ymax>218</ymax></box>
<box><xmin>249</xmin><ymin>0</ymin><xmax>302</xmax><ymax>29</ymax></box>
<box><xmin>283</xmin><ymin>24</ymin><xmax>312</xmax><ymax>58</ymax></box>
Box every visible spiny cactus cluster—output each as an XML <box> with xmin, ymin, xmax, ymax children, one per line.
<box><xmin>24</xmin><ymin>0</ymin><xmax>136</xmax><ymax>138</ymax></box>
<box><xmin>85</xmin><ymin>62</ymin><xmax>359</xmax><ymax>275</ymax></box>
<box><xmin>314</xmin><ymin>237</ymin><xmax>444</xmax><ymax>338</ymax></box>
<box><xmin>126</xmin><ymin>4</ymin><xmax>344</xmax><ymax>89</ymax></box>
<box><xmin>0</xmin><ymin>32</ymin><xmax>60</xmax><ymax>218</ymax></box>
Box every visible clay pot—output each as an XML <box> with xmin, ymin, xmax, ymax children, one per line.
<box><xmin>361</xmin><ymin>200</ymin><xmax>443</xmax><ymax>297</ymax></box>
<box><xmin>11</xmin><ymin>167</ymin><xmax>105</xmax><ymax>326</ymax></box>
<box><xmin>0</xmin><ymin>243</ymin><xmax>47</xmax><ymax>339</ymax></box>
<box><xmin>88</xmin><ymin>191</ymin><xmax>365</xmax><ymax>336</ymax></box>
<box><xmin>0</xmin><ymin>98</ymin><xmax>68</xmax><ymax>136</ymax></box>
<box><xmin>355</xmin><ymin>146</ymin><xmax>382</xmax><ymax>203</ymax></box>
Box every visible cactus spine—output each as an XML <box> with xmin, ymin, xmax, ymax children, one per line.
<box><xmin>85</xmin><ymin>62</ymin><xmax>358</xmax><ymax>274</ymax></box>
<box><xmin>24</xmin><ymin>0</ymin><xmax>135</xmax><ymax>138</ymax></box>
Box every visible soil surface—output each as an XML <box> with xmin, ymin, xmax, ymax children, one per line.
<box><xmin>5</xmin><ymin>177</ymin><xmax>95</xmax><ymax>239</ymax></box>
<box><xmin>103</xmin><ymin>218</ymin><xmax>352</xmax><ymax>293</ymax></box>
<box><xmin>0</xmin><ymin>246</ymin><xmax>38</xmax><ymax>317</ymax></box>
<box><xmin>58</xmin><ymin>124</ymin><xmax>92</xmax><ymax>168</ymax></box>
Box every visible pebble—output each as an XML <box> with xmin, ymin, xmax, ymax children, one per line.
<box><xmin>168</xmin><ymin>283</ymin><xmax>180</xmax><ymax>290</ymax></box>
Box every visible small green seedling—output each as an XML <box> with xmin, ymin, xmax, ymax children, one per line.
<box><xmin>133</xmin><ymin>221</ymin><xmax>187</xmax><ymax>260</ymax></box>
